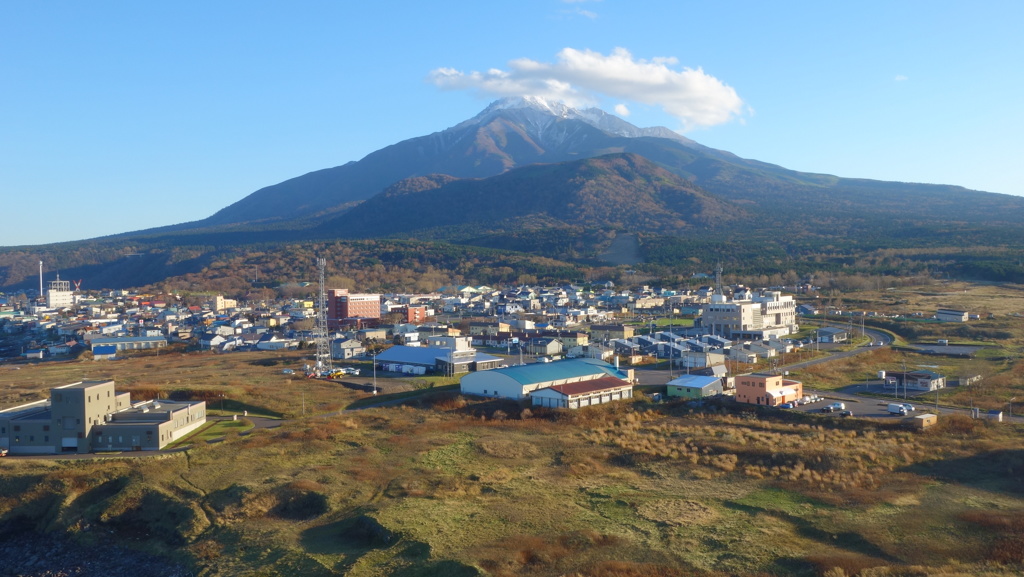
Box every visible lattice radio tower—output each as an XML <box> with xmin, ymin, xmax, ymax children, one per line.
<box><xmin>314</xmin><ymin>258</ymin><xmax>333</xmax><ymax>374</ymax></box>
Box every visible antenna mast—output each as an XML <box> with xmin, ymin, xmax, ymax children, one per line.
<box><xmin>314</xmin><ymin>258</ymin><xmax>333</xmax><ymax>376</ymax></box>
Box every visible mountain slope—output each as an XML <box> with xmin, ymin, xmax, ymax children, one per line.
<box><xmin>322</xmin><ymin>153</ymin><xmax>738</xmax><ymax>240</ymax></box>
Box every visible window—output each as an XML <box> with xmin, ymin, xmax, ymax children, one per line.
<box><xmin>13</xmin><ymin>425</ymin><xmax>20</xmax><ymax>432</ymax></box>
<box><xmin>43</xmin><ymin>425</ymin><xmax>49</xmax><ymax>431</ymax></box>
<box><xmin>44</xmin><ymin>436</ymin><xmax>49</xmax><ymax>442</ymax></box>
<box><xmin>29</xmin><ymin>436</ymin><xmax>34</xmax><ymax>442</ymax></box>
<box><xmin>14</xmin><ymin>436</ymin><xmax>19</xmax><ymax>443</ymax></box>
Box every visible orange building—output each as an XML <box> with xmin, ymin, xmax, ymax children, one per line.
<box><xmin>734</xmin><ymin>373</ymin><xmax>803</xmax><ymax>406</ymax></box>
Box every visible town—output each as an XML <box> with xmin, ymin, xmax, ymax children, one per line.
<box><xmin>0</xmin><ymin>272</ymin><xmax>1010</xmax><ymax>456</ymax></box>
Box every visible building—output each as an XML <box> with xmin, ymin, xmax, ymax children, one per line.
<box><xmin>666</xmin><ymin>374</ymin><xmax>724</xmax><ymax>400</ymax></box>
<box><xmin>936</xmin><ymin>308</ymin><xmax>969</xmax><ymax>323</ymax></box>
<box><xmin>0</xmin><ymin>380</ymin><xmax>206</xmax><ymax>454</ymax></box>
<box><xmin>375</xmin><ymin>337</ymin><xmax>503</xmax><ymax>375</ymax></box>
<box><xmin>460</xmin><ymin>358</ymin><xmax>633</xmax><ymax>400</ymax></box>
<box><xmin>327</xmin><ymin>289</ymin><xmax>381</xmax><ymax>330</ymax></box>
<box><xmin>210</xmin><ymin>295</ymin><xmax>238</xmax><ymax>312</ymax></box>
<box><xmin>698</xmin><ymin>291</ymin><xmax>797</xmax><ymax>340</ymax></box>
<box><xmin>816</xmin><ymin>327</ymin><xmax>848</xmax><ymax>343</ymax></box>
<box><xmin>89</xmin><ymin>336</ymin><xmax>168</xmax><ymax>352</ymax></box>
<box><xmin>734</xmin><ymin>373</ymin><xmax>803</xmax><ymax>406</ymax></box>
<box><xmin>530</xmin><ymin>378</ymin><xmax>634</xmax><ymax>409</ymax></box>
<box><xmin>589</xmin><ymin>324</ymin><xmax>635</xmax><ymax>342</ymax></box>
<box><xmin>884</xmin><ymin>370</ymin><xmax>946</xmax><ymax>392</ymax></box>
<box><xmin>46</xmin><ymin>279</ymin><xmax>75</xmax><ymax>309</ymax></box>
<box><xmin>331</xmin><ymin>338</ymin><xmax>366</xmax><ymax>360</ymax></box>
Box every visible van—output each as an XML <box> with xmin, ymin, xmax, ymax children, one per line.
<box><xmin>888</xmin><ymin>403</ymin><xmax>908</xmax><ymax>416</ymax></box>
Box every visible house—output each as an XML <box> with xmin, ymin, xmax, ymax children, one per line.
<box><xmin>524</xmin><ymin>337</ymin><xmax>563</xmax><ymax>357</ymax></box>
<box><xmin>0</xmin><ymin>380</ymin><xmax>206</xmax><ymax>454</ymax></box>
<box><xmin>460</xmin><ymin>359</ymin><xmax>633</xmax><ymax>400</ymax></box>
<box><xmin>331</xmin><ymin>338</ymin><xmax>366</xmax><ymax>360</ymax></box>
<box><xmin>665</xmin><ymin>375</ymin><xmax>723</xmax><ymax>400</ymax></box>
<box><xmin>530</xmin><ymin>377</ymin><xmax>634</xmax><ymax>409</ymax></box>
<box><xmin>734</xmin><ymin>373</ymin><xmax>803</xmax><ymax>406</ymax></box>
<box><xmin>816</xmin><ymin>327</ymin><xmax>848</xmax><ymax>343</ymax></box>
<box><xmin>590</xmin><ymin>324</ymin><xmax>635</xmax><ymax>342</ymax></box>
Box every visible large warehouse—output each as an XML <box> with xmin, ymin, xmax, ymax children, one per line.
<box><xmin>460</xmin><ymin>358</ymin><xmax>633</xmax><ymax>400</ymax></box>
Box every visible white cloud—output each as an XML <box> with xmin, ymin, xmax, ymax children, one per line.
<box><xmin>614</xmin><ymin>103</ymin><xmax>630</xmax><ymax>116</ymax></box>
<box><xmin>895</xmin><ymin>74</ymin><xmax>908</xmax><ymax>82</ymax></box>
<box><xmin>428</xmin><ymin>47</ymin><xmax>745</xmax><ymax>131</ymax></box>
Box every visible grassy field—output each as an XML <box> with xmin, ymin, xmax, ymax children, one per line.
<box><xmin>1</xmin><ymin>393</ymin><xmax>1022</xmax><ymax>576</ymax></box>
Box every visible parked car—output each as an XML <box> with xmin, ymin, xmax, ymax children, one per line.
<box><xmin>838</xmin><ymin>410</ymin><xmax>854</xmax><ymax>417</ymax></box>
<box><xmin>779</xmin><ymin>403</ymin><xmax>794</xmax><ymax>409</ymax></box>
<box><xmin>821</xmin><ymin>406</ymin><xmax>835</xmax><ymax>413</ymax></box>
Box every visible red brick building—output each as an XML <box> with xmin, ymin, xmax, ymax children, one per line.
<box><xmin>400</xmin><ymin>305</ymin><xmax>428</xmax><ymax>323</ymax></box>
<box><xmin>327</xmin><ymin>289</ymin><xmax>381</xmax><ymax>330</ymax></box>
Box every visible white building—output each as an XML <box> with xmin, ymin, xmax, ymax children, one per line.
<box><xmin>698</xmin><ymin>291</ymin><xmax>797</xmax><ymax>339</ymax></box>
<box><xmin>46</xmin><ymin>279</ymin><xmax>75</xmax><ymax>309</ymax></box>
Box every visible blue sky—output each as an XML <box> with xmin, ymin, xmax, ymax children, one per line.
<box><xmin>2</xmin><ymin>1</ymin><xmax>1022</xmax><ymax>246</ymax></box>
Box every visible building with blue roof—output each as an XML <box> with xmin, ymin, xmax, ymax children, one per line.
<box><xmin>460</xmin><ymin>358</ymin><xmax>633</xmax><ymax>399</ymax></box>
<box><xmin>665</xmin><ymin>374</ymin><xmax>724</xmax><ymax>400</ymax></box>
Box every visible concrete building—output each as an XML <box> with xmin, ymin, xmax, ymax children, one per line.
<box><xmin>734</xmin><ymin>373</ymin><xmax>803</xmax><ymax>407</ymax></box>
<box><xmin>46</xmin><ymin>279</ymin><xmax>75</xmax><ymax>310</ymax></box>
<box><xmin>698</xmin><ymin>291</ymin><xmax>797</xmax><ymax>340</ymax></box>
<box><xmin>327</xmin><ymin>289</ymin><xmax>381</xmax><ymax>330</ymax></box>
<box><xmin>0</xmin><ymin>380</ymin><xmax>206</xmax><ymax>454</ymax></box>
<box><xmin>884</xmin><ymin>370</ymin><xmax>946</xmax><ymax>392</ymax></box>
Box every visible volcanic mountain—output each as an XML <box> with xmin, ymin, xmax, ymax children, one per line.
<box><xmin>194</xmin><ymin>96</ymin><xmax>1023</xmax><ymax>231</ymax></box>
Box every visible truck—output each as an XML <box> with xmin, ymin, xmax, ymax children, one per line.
<box><xmin>888</xmin><ymin>403</ymin><xmax>908</xmax><ymax>416</ymax></box>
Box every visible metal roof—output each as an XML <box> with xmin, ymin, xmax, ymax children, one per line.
<box><xmin>489</xmin><ymin>359</ymin><xmax>625</xmax><ymax>386</ymax></box>
<box><xmin>666</xmin><ymin>375</ymin><xmax>721</xmax><ymax>389</ymax></box>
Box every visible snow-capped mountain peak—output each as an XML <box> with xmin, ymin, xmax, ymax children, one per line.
<box><xmin>456</xmin><ymin>96</ymin><xmax>695</xmax><ymax>146</ymax></box>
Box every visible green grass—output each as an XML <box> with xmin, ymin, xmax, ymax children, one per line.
<box><xmin>344</xmin><ymin>384</ymin><xmax>459</xmax><ymax>410</ymax></box>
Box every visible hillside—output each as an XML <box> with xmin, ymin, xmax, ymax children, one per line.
<box><xmin>325</xmin><ymin>153</ymin><xmax>739</xmax><ymax>240</ymax></box>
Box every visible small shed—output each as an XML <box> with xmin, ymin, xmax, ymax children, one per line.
<box><xmin>665</xmin><ymin>374</ymin><xmax>723</xmax><ymax>400</ymax></box>
<box><xmin>908</xmin><ymin>413</ymin><xmax>938</xmax><ymax>429</ymax></box>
